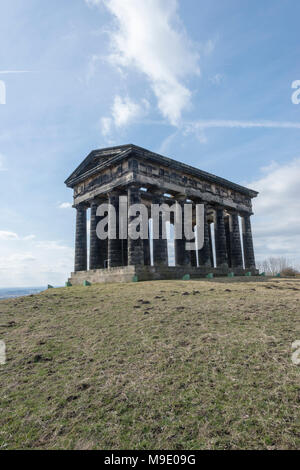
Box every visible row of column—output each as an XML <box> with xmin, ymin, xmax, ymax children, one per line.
<box><xmin>211</xmin><ymin>208</ymin><xmax>256</xmax><ymax>269</ymax></box>
<box><xmin>75</xmin><ymin>186</ymin><xmax>153</xmax><ymax>272</ymax></box>
<box><xmin>74</xmin><ymin>189</ymin><xmax>255</xmax><ymax>272</ymax></box>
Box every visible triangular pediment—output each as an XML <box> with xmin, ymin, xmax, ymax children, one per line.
<box><xmin>64</xmin><ymin>144</ymin><xmax>134</xmax><ymax>187</ymax></box>
<box><xmin>65</xmin><ymin>143</ymin><xmax>258</xmax><ymax>198</ymax></box>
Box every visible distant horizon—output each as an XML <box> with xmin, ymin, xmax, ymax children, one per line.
<box><xmin>1</xmin><ymin>0</ymin><xmax>300</xmax><ymax>286</ymax></box>
<box><xmin>0</xmin><ymin>285</ymin><xmax>63</xmax><ymax>290</ymax></box>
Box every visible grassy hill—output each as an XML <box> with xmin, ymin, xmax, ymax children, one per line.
<box><xmin>0</xmin><ymin>278</ymin><xmax>299</xmax><ymax>450</ymax></box>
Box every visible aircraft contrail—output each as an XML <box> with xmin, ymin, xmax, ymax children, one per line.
<box><xmin>0</xmin><ymin>70</ymin><xmax>35</xmax><ymax>74</ymax></box>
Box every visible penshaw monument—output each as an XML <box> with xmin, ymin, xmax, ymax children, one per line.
<box><xmin>65</xmin><ymin>144</ymin><xmax>258</xmax><ymax>284</ymax></box>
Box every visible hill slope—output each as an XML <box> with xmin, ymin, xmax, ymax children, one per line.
<box><xmin>0</xmin><ymin>279</ymin><xmax>299</xmax><ymax>450</ymax></box>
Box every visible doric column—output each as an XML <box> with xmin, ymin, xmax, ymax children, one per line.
<box><xmin>208</xmin><ymin>223</ymin><xmax>214</xmax><ymax>267</ymax></box>
<box><xmin>230</xmin><ymin>212</ymin><xmax>243</xmax><ymax>268</ymax></box>
<box><xmin>190</xmin><ymin>207</ymin><xmax>197</xmax><ymax>267</ymax></box>
<box><xmin>128</xmin><ymin>184</ymin><xmax>145</xmax><ymax>266</ymax></box>
<box><xmin>74</xmin><ymin>204</ymin><xmax>87</xmax><ymax>272</ymax></box>
<box><xmin>121</xmin><ymin>239</ymin><xmax>128</xmax><ymax>267</ymax></box>
<box><xmin>143</xmin><ymin>210</ymin><xmax>151</xmax><ymax>266</ymax></box>
<box><xmin>191</xmin><ymin>246</ymin><xmax>197</xmax><ymax>267</ymax></box>
<box><xmin>224</xmin><ymin>215</ymin><xmax>232</xmax><ymax>268</ymax></box>
<box><xmin>174</xmin><ymin>201</ymin><xmax>191</xmax><ymax>266</ymax></box>
<box><xmin>143</xmin><ymin>238</ymin><xmax>151</xmax><ymax>265</ymax></box>
<box><xmin>242</xmin><ymin>214</ymin><xmax>256</xmax><ymax>268</ymax></box>
<box><xmin>215</xmin><ymin>207</ymin><xmax>228</xmax><ymax>267</ymax></box>
<box><xmin>90</xmin><ymin>198</ymin><xmax>108</xmax><ymax>269</ymax></box>
<box><xmin>90</xmin><ymin>199</ymin><xmax>101</xmax><ymax>270</ymax></box>
<box><xmin>152</xmin><ymin>193</ymin><xmax>168</xmax><ymax>266</ymax></box>
<box><xmin>103</xmin><ymin>239</ymin><xmax>108</xmax><ymax>268</ymax></box>
<box><xmin>174</xmin><ymin>202</ymin><xmax>184</xmax><ymax>266</ymax></box>
<box><xmin>198</xmin><ymin>204</ymin><xmax>212</xmax><ymax>267</ymax></box>
<box><xmin>108</xmin><ymin>191</ymin><xmax>123</xmax><ymax>268</ymax></box>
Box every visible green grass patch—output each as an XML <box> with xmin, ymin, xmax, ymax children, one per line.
<box><xmin>0</xmin><ymin>279</ymin><xmax>299</xmax><ymax>450</ymax></box>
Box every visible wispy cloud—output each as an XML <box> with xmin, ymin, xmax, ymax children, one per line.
<box><xmin>0</xmin><ymin>231</ymin><xmax>19</xmax><ymax>241</ymax></box>
<box><xmin>185</xmin><ymin>119</ymin><xmax>300</xmax><ymax>130</ymax></box>
<box><xmin>0</xmin><ymin>70</ymin><xmax>35</xmax><ymax>74</ymax></box>
<box><xmin>0</xmin><ymin>231</ymin><xmax>36</xmax><ymax>241</ymax></box>
<box><xmin>58</xmin><ymin>202</ymin><xmax>72</xmax><ymax>209</ymax></box>
<box><xmin>112</xmin><ymin>95</ymin><xmax>149</xmax><ymax>127</ymax></box>
<box><xmin>90</xmin><ymin>0</ymin><xmax>204</xmax><ymax>126</ymax></box>
<box><xmin>35</xmin><ymin>241</ymin><xmax>72</xmax><ymax>251</ymax></box>
<box><xmin>100</xmin><ymin>117</ymin><xmax>113</xmax><ymax>137</ymax></box>
<box><xmin>85</xmin><ymin>55</ymin><xmax>102</xmax><ymax>83</ymax></box>
<box><xmin>247</xmin><ymin>157</ymin><xmax>300</xmax><ymax>265</ymax></box>
<box><xmin>183</xmin><ymin>119</ymin><xmax>300</xmax><ymax>143</ymax></box>
<box><xmin>158</xmin><ymin>131</ymin><xmax>179</xmax><ymax>155</ymax></box>
<box><xmin>0</xmin><ymin>236</ymin><xmax>73</xmax><ymax>287</ymax></box>
<box><xmin>23</xmin><ymin>235</ymin><xmax>36</xmax><ymax>241</ymax></box>
<box><xmin>209</xmin><ymin>73</ymin><xmax>224</xmax><ymax>86</ymax></box>
<box><xmin>101</xmin><ymin>95</ymin><xmax>149</xmax><ymax>136</ymax></box>
<box><xmin>6</xmin><ymin>253</ymin><xmax>36</xmax><ymax>263</ymax></box>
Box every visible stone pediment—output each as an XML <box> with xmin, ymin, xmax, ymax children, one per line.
<box><xmin>64</xmin><ymin>144</ymin><xmax>133</xmax><ymax>188</ymax></box>
<box><xmin>65</xmin><ymin>144</ymin><xmax>258</xmax><ymax>200</ymax></box>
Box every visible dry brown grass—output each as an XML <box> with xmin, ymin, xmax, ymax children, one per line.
<box><xmin>0</xmin><ymin>278</ymin><xmax>299</xmax><ymax>450</ymax></box>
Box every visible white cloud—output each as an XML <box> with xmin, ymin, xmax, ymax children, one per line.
<box><xmin>184</xmin><ymin>120</ymin><xmax>300</xmax><ymax>144</ymax></box>
<box><xmin>209</xmin><ymin>73</ymin><xmax>224</xmax><ymax>86</ymax></box>
<box><xmin>0</xmin><ymin>231</ymin><xmax>18</xmax><ymax>240</ymax></box>
<box><xmin>0</xmin><ymin>231</ymin><xmax>36</xmax><ymax>241</ymax></box>
<box><xmin>185</xmin><ymin>119</ymin><xmax>300</xmax><ymax>131</ymax></box>
<box><xmin>85</xmin><ymin>0</ymin><xmax>102</xmax><ymax>6</ymax></box>
<box><xmin>0</xmin><ymin>236</ymin><xmax>73</xmax><ymax>287</ymax></box>
<box><xmin>201</xmin><ymin>39</ymin><xmax>216</xmax><ymax>56</ymax></box>
<box><xmin>101</xmin><ymin>95</ymin><xmax>149</xmax><ymax>136</ymax></box>
<box><xmin>86</xmin><ymin>54</ymin><xmax>102</xmax><ymax>82</ymax></box>
<box><xmin>247</xmin><ymin>158</ymin><xmax>300</xmax><ymax>266</ymax></box>
<box><xmin>100</xmin><ymin>117</ymin><xmax>113</xmax><ymax>137</ymax></box>
<box><xmin>35</xmin><ymin>241</ymin><xmax>71</xmax><ymax>251</ymax></box>
<box><xmin>91</xmin><ymin>0</ymin><xmax>201</xmax><ymax>126</ymax></box>
<box><xmin>7</xmin><ymin>253</ymin><xmax>36</xmax><ymax>263</ymax></box>
<box><xmin>59</xmin><ymin>202</ymin><xmax>72</xmax><ymax>209</ymax></box>
<box><xmin>158</xmin><ymin>131</ymin><xmax>178</xmax><ymax>155</ymax></box>
<box><xmin>22</xmin><ymin>234</ymin><xmax>36</xmax><ymax>241</ymax></box>
<box><xmin>0</xmin><ymin>70</ymin><xmax>34</xmax><ymax>75</ymax></box>
<box><xmin>112</xmin><ymin>95</ymin><xmax>148</xmax><ymax>127</ymax></box>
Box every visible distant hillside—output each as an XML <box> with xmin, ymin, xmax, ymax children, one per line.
<box><xmin>0</xmin><ymin>279</ymin><xmax>299</xmax><ymax>450</ymax></box>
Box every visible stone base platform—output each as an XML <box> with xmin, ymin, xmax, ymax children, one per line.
<box><xmin>69</xmin><ymin>265</ymin><xmax>259</xmax><ymax>285</ymax></box>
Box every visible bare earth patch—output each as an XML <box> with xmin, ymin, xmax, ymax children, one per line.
<box><xmin>0</xmin><ymin>278</ymin><xmax>299</xmax><ymax>450</ymax></box>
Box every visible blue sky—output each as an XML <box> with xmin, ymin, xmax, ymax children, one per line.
<box><xmin>0</xmin><ymin>0</ymin><xmax>300</xmax><ymax>286</ymax></box>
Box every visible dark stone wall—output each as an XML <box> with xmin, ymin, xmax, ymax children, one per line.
<box><xmin>198</xmin><ymin>205</ymin><xmax>213</xmax><ymax>268</ymax></box>
<box><xmin>224</xmin><ymin>216</ymin><xmax>232</xmax><ymax>268</ymax></box>
<box><xmin>152</xmin><ymin>194</ymin><xmax>168</xmax><ymax>266</ymax></box>
<box><xmin>230</xmin><ymin>213</ymin><xmax>243</xmax><ymax>268</ymax></box>
<box><xmin>75</xmin><ymin>205</ymin><xmax>87</xmax><ymax>272</ymax></box>
<box><xmin>108</xmin><ymin>193</ymin><xmax>123</xmax><ymax>268</ymax></box>
<box><xmin>242</xmin><ymin>215</ymin><xmax>256</xmax><ymax>268</ymax></box>
<box><xmin>215</xmin><ymin>208</ymin><xmax>228</xmax><ymax>267</ymax></box>
<box><xmin>73</xmin><ymin>156</ymin><xmax>254</xmax><ymax>214</ymax></box>
<box><xmin>143</xmin><ymin>225</ymin><xmax>151</xmax><ymax>266</ymax></box>
<box><xmin>90</xmin><ymin>200</ymin><xmax>107</xmax><ymax>269</ymax></box>
<box><xmin>174</xmin><ymin>202</ymin><xmax>191</xmax><ymax>267</ymax></box>
<box><xmin>127</xmin><ymin>185</ymin><xmax>144</xmax><ymax>266</ymax></box>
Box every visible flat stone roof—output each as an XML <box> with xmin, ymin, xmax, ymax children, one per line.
<box><xmin>65</xmin><ymin>144</ymin><xmax>258</xmax><ymax>198</ymax></box>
